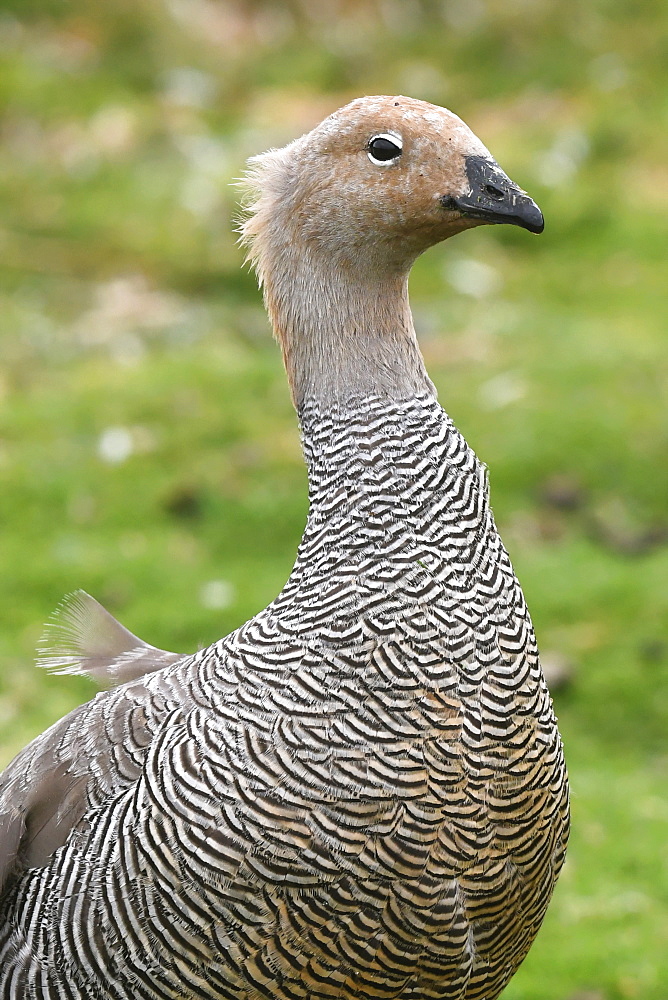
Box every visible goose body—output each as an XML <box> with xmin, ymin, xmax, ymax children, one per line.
<box><xmin>0</xmin><ymin>96</ymin><xmax>568</xmax><ymax>1000</ymax></box>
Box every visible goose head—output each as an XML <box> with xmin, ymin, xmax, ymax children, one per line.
<box><xmin>241</xmin><ymin>96</ymin><xmax>543</xmax><ymax>406</ymax></box>
<box><xmin>243</xmin><ymin>95</ymin><xmax>543</xmax><ymax>281</ymax></box>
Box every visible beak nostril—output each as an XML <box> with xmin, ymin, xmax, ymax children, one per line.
<box><xmin>443</xmin><ymin>157</ymin><xmax>543</xmax><ymax>232</ymax></box>
<box><xmin>455</xmin><ymin>155</ymin><xmax>543</xmax><ymax>233</ymax></box>
<box><xmin>484</xmin><ymin>183</ymin><xmax>506</xmax><ymax>201</ymax></box>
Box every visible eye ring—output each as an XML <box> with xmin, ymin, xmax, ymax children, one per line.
<box><xmin>367</xmin><ymin>132</ymin><xmax>403</xmax><ymax>167</ymax></box>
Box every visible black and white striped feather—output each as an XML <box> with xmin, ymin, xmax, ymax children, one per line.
<box><xmin>0</xmin><ymin>394</ymin><xmax>569</xmax><ymax>1000</ymax></box>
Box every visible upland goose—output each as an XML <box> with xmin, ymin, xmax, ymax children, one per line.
<box><xmin>0</xmin><ymin>96</ymin><xmax>568</xmax><ymax>1000</ymax></box>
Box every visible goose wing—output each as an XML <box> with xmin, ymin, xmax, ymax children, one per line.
<box><xmin>0</xmin><ymin>594</ymin><xmax>188</xmax><ymax>899</ymax></box>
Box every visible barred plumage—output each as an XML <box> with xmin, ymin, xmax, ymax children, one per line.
<box><xmin>0</xmin><ymin>95</ymin><xmax>568</xmax><ymax>1000</ymax></box>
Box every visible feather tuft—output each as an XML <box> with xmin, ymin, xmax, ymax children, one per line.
<box><xmin>37</xmin><ymin>590</ymin><xmax>184</xmax><ymax>686</ymax></box>
<box><xmin>236</xmin><ymin>143</ymin><xmax>299</xmax><ymax>286</ymax></box>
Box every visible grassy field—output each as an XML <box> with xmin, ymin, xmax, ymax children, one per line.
<box><xmin>1</xmin><ymin>1</ymin><xmax>667</xmax><ymax>997</ymax></box>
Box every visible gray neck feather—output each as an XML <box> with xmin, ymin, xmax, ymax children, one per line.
<box><xmin>242</xmin><ymin>143</ymin><xmax>436</xmax><ymax>410</ymax></box>
<box><xmin>263</xmin><ymin>252</ymin><xmax>436</xmax><ymax>411</ymax></box>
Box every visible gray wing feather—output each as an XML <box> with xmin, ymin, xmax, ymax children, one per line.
<box><xmin>0</xmin><ymin>703</ymin><xmax>91</xmax><ymax>900</ymax></box>
<box><xmin>0</xmin><ymin>594</ymin><xmax>190</xmax><ymax>899</ymax></box>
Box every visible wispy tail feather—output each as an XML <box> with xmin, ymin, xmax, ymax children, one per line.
<box><xmin>37</xmin><ymin>590</ymin><xmax>185</xmax><ymax>685</ymax></box>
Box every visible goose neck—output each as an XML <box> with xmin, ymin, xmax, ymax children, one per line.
<box><xmin>263</xmin><ymin>253</ymin><xmax>435</xmax><ymax>410</ymax></box>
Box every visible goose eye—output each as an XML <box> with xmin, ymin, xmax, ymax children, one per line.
<box><xmin>367</xmin><ymin>133</ymin><xmax>402</xmax><ymax>166</ymax></box>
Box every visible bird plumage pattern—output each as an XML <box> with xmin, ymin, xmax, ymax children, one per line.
<box><xmin>0</xmin><ymin>96</ymin><xmax>569</xmax><ymax>1000</ymax></box>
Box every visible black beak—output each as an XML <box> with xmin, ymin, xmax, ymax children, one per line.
<box><xmin>442</xmin><ymin>155</ymin><xmax>544</xmax><ymax>235</ymax></box>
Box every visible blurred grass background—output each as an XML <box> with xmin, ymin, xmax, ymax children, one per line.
<box><xmin>0</xmin><ymin>0</ymin><xmax>666</xmax><ymax>997</ymax></box>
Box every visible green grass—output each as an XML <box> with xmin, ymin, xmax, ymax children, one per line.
<box><xmin>1</xmin><ymin>2</ymin><xmax>667</xmax><ymax>997</ymax></box>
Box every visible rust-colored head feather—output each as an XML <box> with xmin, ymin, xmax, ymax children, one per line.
<box><xmin>238</xmin><ymin>95</ymin><xmax>541</xmax><ymax>408</ymax></box>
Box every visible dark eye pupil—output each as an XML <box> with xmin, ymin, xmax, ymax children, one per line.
<box><xmin>369</xmin><ymin>136</ymin><xmax>401</xmax><ymax>161</ymax></box>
